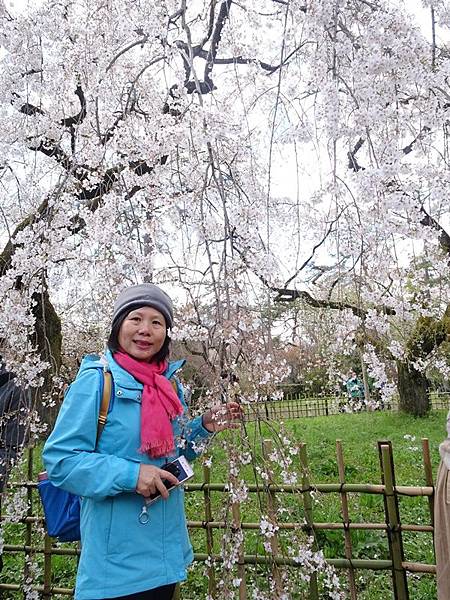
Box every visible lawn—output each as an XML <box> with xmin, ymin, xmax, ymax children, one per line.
<box><xmin>183</xmin><ymin>410</ymin><xmax>445</xmax><ymax>599</ymax></box>
<box><xmin>0</xmin><ymin>409</ymin><xmax>446</xmax><ymax>599</ymax></box>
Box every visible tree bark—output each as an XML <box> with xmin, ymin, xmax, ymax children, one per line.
<box><xmin>397</xmin><ymin>360</ymin><xmax>430</xmax><ymax>416</ymax></box>
<box><xmin>31</xmin><ymin>286</ymin><xmax>62</xmax><ymax>380</ymax></box>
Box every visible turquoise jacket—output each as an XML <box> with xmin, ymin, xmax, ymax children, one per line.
<box><xmin>43</xmin><ymin>351</ymin><xmax>212</xmax><ymax>600</ymax></box>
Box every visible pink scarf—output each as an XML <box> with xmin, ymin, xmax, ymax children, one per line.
<box><xmin>113</xmin><ymin>351</ymin><xmax>183</xmax><ymax>458</ymax></box>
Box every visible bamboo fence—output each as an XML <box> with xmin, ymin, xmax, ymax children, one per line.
<box><xmin>0</xmin><ymin>438</ymin><xmax>438</xmax><ymax>599</ymax></box>
<box><xmin>244</xmin><ymin>390</ymin><xmax>450</xmax><ymax>421</ymax></box>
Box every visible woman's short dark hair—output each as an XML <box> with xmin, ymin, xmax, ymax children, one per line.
<box><xmin>107</xmin><ymin>309</ymin><xmax>171</xmax><ymax>363</ymax></box>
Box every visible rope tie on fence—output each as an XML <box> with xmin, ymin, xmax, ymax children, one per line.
<box><xmin>343</xmin><ymin>520</ymin><xmax>351</xmax><ymax>531</ymax></box>
<box><xmin>339</xmin><ymin>482</ymin><xmax>345</xmax><ymax>494</ymax></box>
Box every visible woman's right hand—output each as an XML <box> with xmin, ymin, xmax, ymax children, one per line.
<box><xmin>136</xmin><ymin>464</ymin><xmax>180</xmax><ymax>500</ymax></box>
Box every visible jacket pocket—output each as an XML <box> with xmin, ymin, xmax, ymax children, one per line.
<box><xmin>106</xmin><ymin>495</ymin><xmax>135</xmax><ymax>556</ymax></box>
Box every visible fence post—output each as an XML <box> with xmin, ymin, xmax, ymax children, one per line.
<box><xmin>24</xmin><ymin>447</ymin><xmax>34</xmax><ymax>597</ymax></box>
<box><xmin>262</xmin><ymin>440</ymin><xmax>283</xmax><ymax>596</ymax></box>
<box><xmin>299</xmin><ymin>443</ymin><xmax>319</xmax><ymax>600</ymax></box>
<box><xmin>378</xmin><ymin>442</ymin><xmax>409</xmax><ymax>600</ymax></box>
<box><xmin>43</xmin><ymin>534</ymin><xmax>53</xmax><ymax>600</ymax></box>
<box><xmin>336</xmin><ymin>440</ymin><xmax>357</xmax><ymax>600</ymax></box>
<box><xmin>230</xmin><ymin>456</ymin><xmax>247</xmax><ymax>599</ymax></box>
<box><xmin>203</xmin><ymin>460</ymin><xmax>216</xmax><ymax>597</ymax></box>
<box><xmin>421</xmin><ymin>438</ymin><xmax>435</xmax><ymax>534</ymax></box>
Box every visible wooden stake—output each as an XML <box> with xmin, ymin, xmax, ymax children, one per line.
<box><xmin>379</xmin><ymin>442</ymin><xmax>409</xmax><ymax>600</ymax></box>
<box><xmin>203</xmin><ymin>460</ymin><xmax>216</xmax><ymax>597</ymax></box>
<box><xmin>262</xmin><ymin>439</ymin><xmax>283</xmax><ymax>597</ymax></box>
<box><xmin>336</xmin><ymin>440</ymin><xmax>357</xmax><ymax>599</ymax></box>
<box><xmin>299</xmin><ymin>443</ymin><xmax>319</xmax><ymax>600</ymax></box>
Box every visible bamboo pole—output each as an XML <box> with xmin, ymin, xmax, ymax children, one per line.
<box><xmin>379</xmin><ymin>442</ymin><xmax>409</xmax><ymax>600</ymax></box>
<box><xmin>336</xmin><ymin>440</ymin><xmax>357</xmax><ymax>600</ymax></box>
<box><xmin>3</xmin><ymin>545</ymin><xmax>79</xmax><ymax>556</ymax></box>
<box><xmin>0</xmin><ymin>584</ymin><xmax>73</xmax><ymax>595</ymax></box>
<box><xmin>421</xmin><ymin>438</ymin><xmax>435</xmax><ymax>533</ymax></box>
<box><xmin>193</xmin><ymin>553</ymin><xmax>435</xmax><ymax>573</ymax></box>
<box><xmin>230</xmin><ymin>457</ymin><xmax>247</xmax><ymax>600</ymax></box>
<box><xmin>262</xmin><ymin>440</ymin><xmax>283</xmax><ymax>597</ymax></box>
<box><xmin>24</xmin><ymin>447</ymin><xmax>34</xmax><ymax>598</ymax></box>
<box><xmin>184</xmin><ymin>482</ymin><xmax>434</xmax><ymax>496</ymax></box>
<box><xmin>12</xmin><ymin>479</ymin><xmax>435</xmax><ymax>496</ymax></box>
<box><xmin>186</xmin><ymin>520</ymin><xmax>433</xmax><ymax>533</ymax></box>
<box><xmin>203</xmin><ymin>461</ymin><xmax>216</xmax><ymax>597</ymax></box>
<box><xmin>299</xmin><ymin>443</ymin><xmax>319</xmax><ymax>600</ymax></box>
<box><xmin>43</xmin><ymin>534</ymin><xmax>53</xmax><ymax>600</ymax></box>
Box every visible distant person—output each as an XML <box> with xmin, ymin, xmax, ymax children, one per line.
<box><xmin>345</xmin><ymin>371</ymin><xmax>364</xmax><ymax>410</ymax></box>
<box><xmin>0</xmin><ymin>356</ymin><xmax>32</xmax><ymax>491</ymax></box>
<box><xmin>0</xmin><ymin>355</ymin><xmax>32</xmax><ymax>585</ymax></box>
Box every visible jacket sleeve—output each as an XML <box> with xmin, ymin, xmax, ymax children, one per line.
<box><xmin>174</xmin><ymin>379</ymin><xmax>214</xmax><ymax>462</ymax></box>
<box><xmin>43</xmin><ymin>368</ymin><xmax>140</xmax><ymax>500</ymax></box>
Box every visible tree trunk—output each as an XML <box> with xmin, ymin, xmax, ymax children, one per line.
<box><xmin>397</xmin><ymin>360</ymin><xmax>430</xmax><ymax>416</ymax></box>
<box><xmin>31</xmin><ymin>285</ymin><xmax>62</xmax><ymax>430</ymax></box>
<box><xmin>360</xmin><ymin>351</ymin><xmax>371</xmax><ymax>403</ymax></box>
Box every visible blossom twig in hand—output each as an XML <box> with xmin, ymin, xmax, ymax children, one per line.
<box><xmin>202</xmin><ymin>402</ymin><xmax>243</xmax><ymax>433</ymax></box>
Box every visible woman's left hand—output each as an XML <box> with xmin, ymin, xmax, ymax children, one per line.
<box><xmin>202</xmin><ymin>402</ymin><xmax>243</xmax><ymax>433</ymax></box>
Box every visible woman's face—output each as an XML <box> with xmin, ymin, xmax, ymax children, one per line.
<box><xmin>118</xmin><ymin>306</ymin><xmax>167</xmax><ymax>362</ymax></box>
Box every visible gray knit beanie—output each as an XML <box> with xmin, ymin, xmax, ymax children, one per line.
<box><xmin>112</xmin><ymin>283</ymin><xmax>174</xmax><ymax>329</ymax></box>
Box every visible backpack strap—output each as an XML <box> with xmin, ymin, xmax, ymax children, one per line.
<box><xmin>95</xmin><ymin>372</ymin><xmax>176</xmax><ymax>445</ymax></box>
<box><xmin>170</xmin><ymin>377</ymin><xmax>178</xmax><ymax>397</ymax></box>
<box><xmin>96</xmin><ymin>370</ymin><xmax>112</xmax><ymax>444</ymax></box>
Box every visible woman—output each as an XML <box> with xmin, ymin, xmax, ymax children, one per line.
<box><xmin>43</xmin><ymin>283</ymin><xmax>241</xmax><ymax>600</ymax></box>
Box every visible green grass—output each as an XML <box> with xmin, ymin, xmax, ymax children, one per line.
<box><xmin>0</xmin><ymin>410</ymin><xmax>446</xmax><ymax>599</ymax></box>
<box><xmin>183</xmin><ymin>410</ymin><xmax>444</xmax><ymax>599</ymax></box>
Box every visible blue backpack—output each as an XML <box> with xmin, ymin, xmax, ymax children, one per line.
<box><xmin>38</xmin><ymin>369</ymin><xmax>112</xmax><ymax>542</ymax></box>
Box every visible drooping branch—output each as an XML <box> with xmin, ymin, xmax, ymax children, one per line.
<box><xmin>283</xmin><ymin>205</ymin><xmax>349</xmax><ymax>287</ymax></box>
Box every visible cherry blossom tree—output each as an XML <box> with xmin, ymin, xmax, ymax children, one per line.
<box><xmin>1</xmin><ymin>0</ymin><xmax>450</xmax><ymax>594</ymax></box>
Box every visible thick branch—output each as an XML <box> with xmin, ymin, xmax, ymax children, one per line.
<box><xmin>347</xmin><ymin>137</ymin><xmax>365</xmax><ymax>171</ymax></box>
<box><xmin>204</xmin><ymin>0</ymin><xmax>233</xmax><ymax>90</ymax></box>
<box><xmin>272</xmin><ymin>287</ymin><xmax>395</xmax><ymax>318</ymax></box>
<box><xmin>402</xmin><ymin>126</ymin><xmax>431</xmax><ymax>155</ymax></box>
<box><xmin>19</xmin><ymin>102</ymin><xmax>45</xmax><ymax>117</ymax></box>
<box><xmin>197</xmin><ymin>48</ymin><xmax>277</xmax><ymax>73</ymax></box>
<box><xmin>61</xmin><ymin>84</ymin><xmax>87</xmax><ymax>127</ymax></box>
<box><xmin>420</xmin><ymin>206</ymin><xmax>450</xmax><ymax>255</ymax></box>
<box><xmin>18</xmin><ymin>84</ymin><xmax>87</xmax><ymax>128</ymax></box>
<box><xmin>30</xmin><ymin>138</ymin><xmax>89</xmax><ymax>182</ymax></box>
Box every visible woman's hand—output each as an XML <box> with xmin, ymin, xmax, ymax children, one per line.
<box><xmin>202</xmin><ymin>401</ymin><xmax>243</xmax><ymax>433</ymax></box>
<box><xmin>136</xmin><ymin>464</ymin><xmax>180</xmax><ymax>499</ymax></box>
